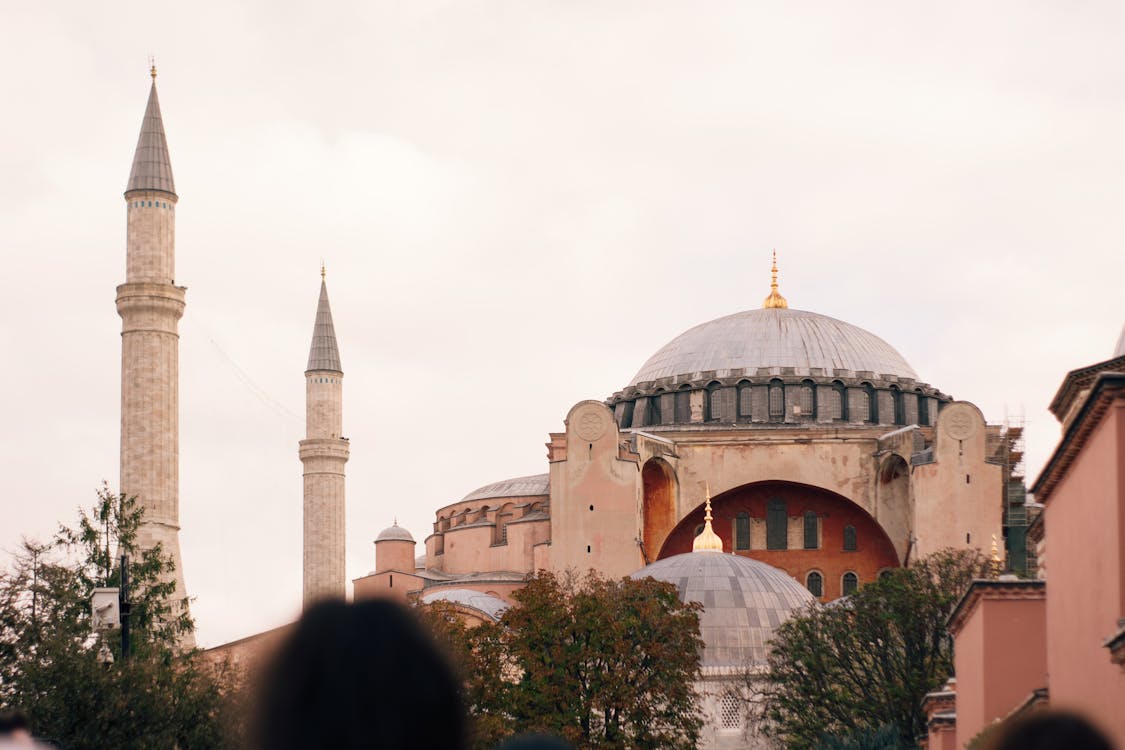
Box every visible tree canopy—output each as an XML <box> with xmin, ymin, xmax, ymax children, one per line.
<box><xmin>420</xmin><ymin>570</ymin><xmax>704</xmax><ymax>750</ymax></box>
<box><xmin>0</xmin><ymin>485</ymin><xmax>241</xmax><ymax>749</ymax></box>
<box><xmin>761</xmin><ymin>549</ymin><xmax>986</xmax><ymax>749</ymax></box>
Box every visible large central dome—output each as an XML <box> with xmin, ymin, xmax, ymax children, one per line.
<box><xmin>630</xmin><ymin>308</ymin><xmax>918</xmax><ymax>386</ymax></box>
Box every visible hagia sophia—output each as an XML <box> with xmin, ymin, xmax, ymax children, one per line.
<box><xmin>115</xmin><ymin>74</ymin><xmax>1124</xmax><ymax>748</ymax></box>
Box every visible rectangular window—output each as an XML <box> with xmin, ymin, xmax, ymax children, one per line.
<box><xmin>769</xmin><ymin>386</ymin><xmax>784</xmax><ymax>420</ymax></box>
<box><xmin>767</xmin><ymin>499</ymin><xmax>787</xmax><ymax>550</ymax></box>
<box><xmin>735</xmin><ymin>514</ymin><xmax>750</xmax><ymax>550</ymax></box>
<box><xmin>826</xmin><ymin>389</ymin><xmax>842</xmax><ymax>419</ymax></box>
<box><xmin>803</xmin><ymin>512</ymin><xmax>818</xmax><ymax>549</ymax></box>
<box><xmin>738</xmin><ymin>386</ymin><xmax>753</xmax><ymax>418</ymax></box>
<box><xmin>674</xmin><ymin>390</ymin><xmax>691</xmax><ymax>423</ymax></box>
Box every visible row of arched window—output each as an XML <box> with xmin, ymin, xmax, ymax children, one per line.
<box><xmin>623</xmin><ymin>380</ymin><xmax>932</xmax><ymax>427</ymax></box>
<box><xmin>726</xmin><ymin>500</ymin><xmax>859</xmax><ymax>552</ymax></box>
<box><xmin>806</xmin><ymin>570</ymin><xmax>859</xmax><ymax>598</ymax></box>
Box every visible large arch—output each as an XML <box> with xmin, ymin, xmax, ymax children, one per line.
<box><xmin>876</xmin><ymin>453</ymin><xmax>913</xmax><ymax>564</ymax></box>
<box><xmin>641</xmin><ymin>458</ymin><xmax>677</xmax><ymax>564</ymax></box>
<box><xmin>657</xmin><ymin>480</ymin><xmax>900</xmax><ymax>601</ymax></box>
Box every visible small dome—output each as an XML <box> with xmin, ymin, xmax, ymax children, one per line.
<box><xmin>630</xmin><ymin>308</ymin><xmax>918</xmax><ymax>385</ymax></box>
<box><xmin>375</xmin><ymin>524</ymin><xmax>414</xmax><ymax>543</ymax></box>
<box><xmin>631</xmin><ymin>552</ymin><xmax>816</xmax><ymax>670</ymax></box>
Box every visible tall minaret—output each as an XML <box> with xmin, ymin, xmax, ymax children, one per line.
<box><xmin>299</xmin><ymin>269</ymin><xmax>349</xmax><ymax>605</ymax></box>
<box><xmin>116</xmin><ymin>66</ymin><xmax>192</xmax><ymax>643</ymax></box>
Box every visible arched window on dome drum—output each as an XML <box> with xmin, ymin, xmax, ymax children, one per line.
<box><xmin>803</xmin><ymin>511</ymin><xmax>818</xmax><ymax>549</ymax></box>
<box><xmin>734</xmin><ymin>512</ymin><xmax>750</xmax><ymax>551</ymax></box>
<box><xmin>831</xmin><ymin>381</ymin><xmax>848</xmax><ymax>421</ymax></box>
<box><xmin>705</xmin><ymin>382</ymin><xmax>723</xmax><ymax>422</ymax></box>
<box><xmin>768</xmin><ymin>380</ymin><xmax>785</xmax><ymax>421</ymax></box>
<box><xmin>891</xmin><ymin>386</ymin><xmax>905</xmax><ymax>425</ymax></box>
<box><xmin>798</xmin><ymin>380</ymin><xmax>816</xmax><ymax>418</ymax></box>
<box><xmin>674</xmin><ymin>388</ymin><xmax>691</xmax><ymax>423</ymax></box>
<box><xmin>916</xmin><ymin>390</ymin><xmax>929</xmax><ymax>426</ymax></box>
<box><xmin>863</xmin><ymin>383</ymin><xmax>877</xmax><ymax>423</ymax></box>
<box><xmin>806</xmin><ymin>571</ymin><xmax>823</xmax><ymax>598</ymax></box>
<box><xmin>843</xmin><ymin>524</ymin><xmax>857</xmax><ymax>551</ymax></box>
<box><xmin>767</xmin><ymin>498</ymin><xmax>787</xmax><ymax>550</ymax></box>
<box><xmin>842</xmin><ymin>571</ymin><xmax>859</xmax><ymax>596</ymax></box>
<box><xmin>737</xmin><ymin>382</ymin><xmax>753</xmax><ymax>420</ymax></box>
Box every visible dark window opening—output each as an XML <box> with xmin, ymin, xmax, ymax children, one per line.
<box><xmin>803</xmin><ymin>511</ymin><xmax>818</xmax><ymax>549</ymax></box>
<box><xmin>864</xmin><ymin>384</ymin><xmax>878</xmax><ymax>423</ymax></box>
<box><xmin>768</xmin><ymin>380</ymin><xmax>785</xmax><ymax>421</ymax></box>
<box><xmin>767</xmin><ymin>498</ymin><xmax>788</xmax><ymax>550</ymax></box>
<box><xmin>806</xmin><ymin>571</ymin><xmax>823</xmax><ymax>598</ymax></box>
<box><xmin>916</xmin><ymin>391</ymin><xmax>929</xmax><ymax>426</ymax></box>
<box><xmin>842</xmin><ymin>572</ymin><xmax>859</xmax><ymax>596</ymax></box>
<box><xmin>735</xmin><ymin>512</ymin><xmax>750</xmax><ymax>551</ymax></box>
<box><xmin>891</xmin><ymin>386</ymin><xmax>905</xmax><ymax>425</ymax></box>
<box><xmin>843</xmin><ymin>525</ymin><xmax>857</xmax><ymax>551</ymax></box>
<box><xmin>738</xmin><ymin>383</ymin><xmax>753</xmax><ymax>419</ymax></box>
<box><xmin>674</xmin><ymin>389</ymin><xmax>691</xmax><ymax>423</ymax></box>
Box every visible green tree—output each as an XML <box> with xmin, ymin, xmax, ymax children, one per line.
<box><xmin>0</xmin><ymin>484</ymin><xmax>242</xmax><ymax>749</ymax></box>
<box><xmin>761</xmin><ymin>549</ymin><xmax>986</xmax><ymax>750</ymax></box>
<box><xmin>421</xmin><ymin>570</ymin><xmax>704</xmax><ymax>750</ymax></box>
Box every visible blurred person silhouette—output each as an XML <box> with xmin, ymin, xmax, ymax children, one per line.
<box><xmin>0</xmin><ymin>709</ymin><xmax>35</xmax><ymax>747</ymax></box>
<box><xmin>254</xmin><ymin>599</ymin><xmax>465</xmax><ymax>750</ymax></box>
<box><xmin>984</xmin><ymin>709</ymin><xmax>1114</xmax><ymax>750</ymax></box>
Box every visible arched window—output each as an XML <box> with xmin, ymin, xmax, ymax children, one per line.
<box><xmin>879</xmin><ymin>568</ymin><xmax>895</xmax><ymax>582</ymax></box>
<box><xmin>705</xmin><ymin>383</ymin><xmax>720</xmax><ymax>421</ymax></box>
<box><xmin>916</xmin><ymin>390</ymin><xmax>929</xmax><ymax>426</ymax></box>
<box><xmin>833</xmin><ymin>381</ymin><xmax>848</xmax><ymax>421</ymax></box>
<box><xmin>843</xmin><ymin>524</ymin><xmax>857</xmax><ymax>551</ymax></box>
<box><xmin>768</xmin><ymin>379</ymin><xmax>785</xmax><ymax>421</ymax></box>
<box><xmin>798</xmin><ymin>380</ymin><xmax>816</xmax><ymax>419</ymax></box>
<box><xmin>842</xmin><ymin>571</ymin><xmax>859</xmax><ymax>596</ymax></box>
<box><xmin>718</xmin><ymin>692</ymin><xmax>743</xmax><ymax>731</ymax></box>
<box><xmin>674</xmin><ymin>387</ymin><xmax>691</xmax><ymax>423</ymax></box>
<box><xmin>767</xmin><ymin>498</ymin><xmax>787</xmax><ymax>550</ymax></box>
<box><xmin>803</xmin><ymin>511</ymin><xmax>818</xmax><ymax>549</ymax></box>
<box><xmin>737</xmin><ymin>381</ymin><xmax>753</xmax><ymax>421</ymax></box>
<box><xmin>806</xmin><ymin>571</ymin><xmax>824</xmax><ymax>598</ymax></box>
<box><xmin>734</xmin><ymin>512</ymin><xmax>750</xmax><ymax>551</ymax></box>
<box><xmin>891</xmin><ymin>385</ymin><xmax>905</xmax><ymax>425</ymax></box>
<box><xmin>863</xmin><ymin>383</ymin><xmax>877</xmax><ymax>423</ymax></box>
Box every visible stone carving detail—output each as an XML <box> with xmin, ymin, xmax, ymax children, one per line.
<box><xmin>943</xmin><ymin>403</ymin><xmax>978</xmax><ymax>440</ymax></box>
<box><xmin>574</xmin><ymin>406</ymin><xmax>608</xmax><ymax>441</ymax></box>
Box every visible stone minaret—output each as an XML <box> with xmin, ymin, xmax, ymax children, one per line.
<box><xmin>299</xmin><ymin>272</ymin><xmax>349</xmax><ymax>605</ymax></box>
<box><xmin>116</xmin><ymin>68</ymin><xmax>192</xmax><ymax>644</ymax></box>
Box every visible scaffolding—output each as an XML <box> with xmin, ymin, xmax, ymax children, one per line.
<box><xmin>996</xmin><ymin>411</ymin><xmax>1032</xmax><ymax>575</ymax></box>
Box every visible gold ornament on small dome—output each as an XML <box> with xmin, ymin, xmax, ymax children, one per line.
<box><xmin>762</xmin><ymin>250</ymin><xmax>788</xmax><ymax>309</ymax></box>
<box><xmin>693</xmin><ymin>485</ymin><xmax>724</xmax><ymax>553</ymax></box>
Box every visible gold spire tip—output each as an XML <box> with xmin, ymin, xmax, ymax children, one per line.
<box><xmin>762</xmin><ymin>249</ymin><xmax>789</xmax><ymax>309</ymax></box>
<box><xmin>320</xmin><ymin>262</ymin><xmax>326</xmax><ymax>281</ymax></box>
<box><xmin>148</xmin><ymin>55</ymin><xmax>157</xmax><ymax>81</ymax></box>
<box><xmin>693</xmin><ymin>483</ymin><xmax>724</xmax><ymax>553</ymax></box>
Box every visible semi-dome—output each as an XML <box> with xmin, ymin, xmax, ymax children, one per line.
<box><xmin>375</xmin><ymin>523</ymin><xmax>414</xmax><ymax>543</ymax></box>
<box><xmin>631</xmin><ymin>552</ymin><xmax>816</xmax><ymax>671</ymax></box>
<box><xmin>630</xmin><ymin>307</ymin><xmax>918</xmax><ymax>386</ymax></box>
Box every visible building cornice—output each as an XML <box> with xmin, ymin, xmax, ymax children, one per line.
<box><xmin>1031</xmin><ymin>373</ymin><xmax>1125</xmax><ymax>503</ymax></box>
<box><xmin>947</xmin><ymin>579</ymin><xmax>1046</xmax><ymax>636</ymax></box>
<box><xmin>1047</xmin><ymin>354</ymin><xmax>1125</xmax><ymax>421</ymax></box>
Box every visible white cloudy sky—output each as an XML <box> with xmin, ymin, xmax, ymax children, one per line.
<box><xmin>2</xmin><ymin>2</ymin><xmax>1122</xmax><ymax>646</ymax></box>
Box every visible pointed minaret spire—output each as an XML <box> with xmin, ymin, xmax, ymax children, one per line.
<box><xmin>762</xmin><ymin>249</ymin><xmax>789</xmax><ymax>309</ymax></box>
<box><xmin>126</xmin><ymin>70</ymin><xmax>176</xmax><ymax>196</ymax></box>
<box><xmin>306</xmin><ymin>275</ymin><xmax>342</xmax><ymax>373</ymax></box>
<box><xmin>300</xmin><ymin>271</ymin><xmax>349</xmax><ymax>606</ymax></box>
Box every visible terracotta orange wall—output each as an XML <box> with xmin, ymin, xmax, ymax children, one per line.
<box><xmin>1043</xmin><ymin>402</ymin><xmax>1125</xmax><ymax>746</ymax></box>
<box><xmin>658</xmin><ymin>481</ymin><xmax>899</xmax><ymax>600</ymax></box>
<box><xmin>953</xmin><ymin>596</ymin><xmax>1046</xmax><ymax>748</ymax></box>
<box><xmin>927</xmin><ymin>726</ymin><xmax>956</xmax><ymax>750</ymax></box>
<box><xmin>353</xmin><ymin>570</ymin><xmax>424</xmax><ymax>602</ymax></box>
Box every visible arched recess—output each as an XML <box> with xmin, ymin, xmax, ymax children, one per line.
<box><xmin>657</xmin><ymin>480</ymin><xmax>900</xmax><ymax>600</ymax></box>
<box><xmin>876</xmin><ymin>453</ymin><xmax>913</xmax><ymax>564</ymax></box>
<box><xmin>641</xmin><ymin>458</ymin><xmax>678</xmax><ymax>564</ymax></box>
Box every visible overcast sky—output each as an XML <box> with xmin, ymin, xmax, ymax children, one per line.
<box><xmin>2</xmin><ymin>2</ymin><xmax>1123</xmax><ymax>647</ymax></box>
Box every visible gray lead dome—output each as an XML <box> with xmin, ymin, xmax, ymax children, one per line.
<box><xmin>630</xmin><ymin>307</ymin><xmax>918</xmax><ymax>385</ymax></box>
<box><xmin>631</xmin><ymin>552</ymin><xmax>816</xmax><ymax>670</ymax></box>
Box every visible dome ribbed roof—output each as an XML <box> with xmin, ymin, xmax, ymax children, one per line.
<box><xmin>375</xmin><ymin>524</ymin><xmax>414</xmax><ymax>543</ymax></box>
<box><xmin>461</xmin><ymin>473</ymin><xmax>549</xmax><ymax>503</ymax></box>
<box><xmin>421</xmin><ymin>588</ymin><xmax>508</xmax><ymax>622</ymax></box>
<box><xmin>631</xmin><ymin>552</ymin><xmax>816</xmax><ymax>670</ymax></box>
<box><xmin>630</xmin><ymin>308</ymin><xmax>918</xmax><ymax>385</ymax></box>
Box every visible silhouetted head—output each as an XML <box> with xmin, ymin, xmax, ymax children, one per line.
<box><xmin>254</xmin><ymin>599</ymin><xmax>465</xmax><ymax>750</ymax></box>
<box><xmin>0</xmin><ymin>708</ymin><xmax>31</xmax><ymax>738</ymax></box>
<box><xmin>985</xmin><ymin>710</ymin><xmax>1113</xmax><ymax>750</ymax></box>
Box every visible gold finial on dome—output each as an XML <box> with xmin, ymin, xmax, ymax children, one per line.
<box><xmin>693</xmin><ymin>484</ymin><xmax>724</xmax><ymax>553</ymax></box>
<box><xmin>321</xmin><ymin>260</ymin><xmax>326</xmax><ymax>281</ymax></box>
<box><xmin>762</xmin><ymin>249</ymin><xmax>789</xmax><ymax>309</ymax></box>
<box><xmin>149</xmin><ymin>55</ymin><xmax>157</xmax><ymax>81</ymax></box>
